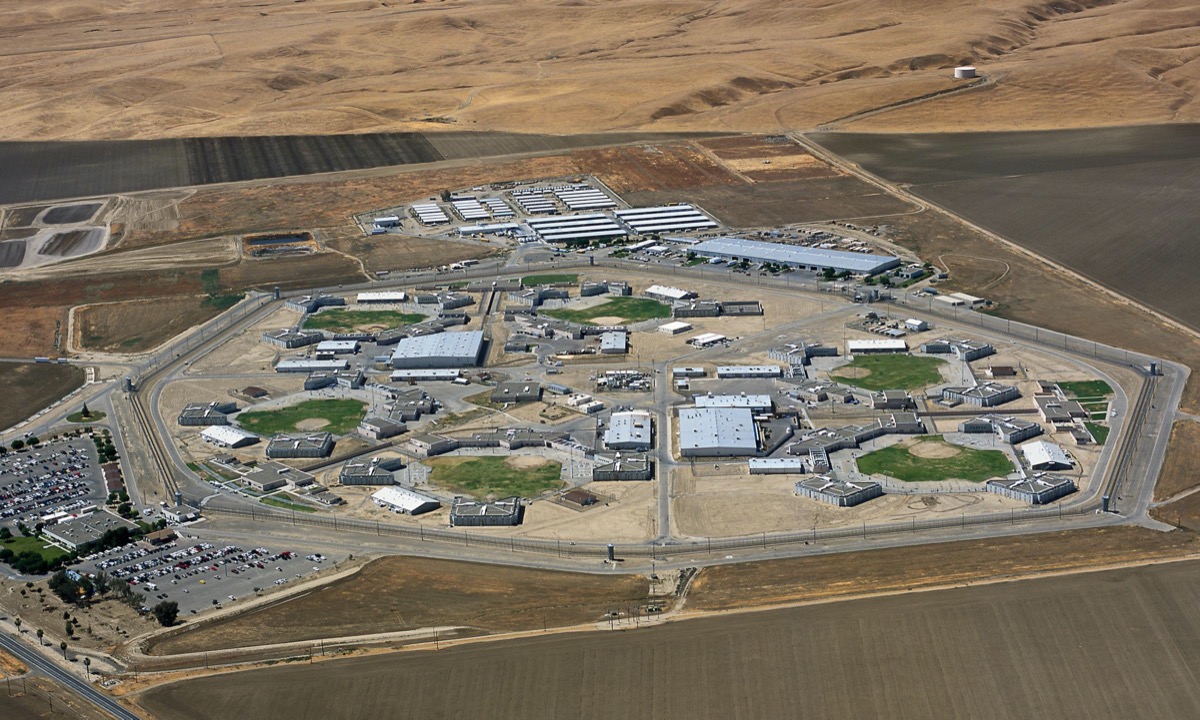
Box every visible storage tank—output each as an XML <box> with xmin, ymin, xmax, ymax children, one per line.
<box><xmin>954</xmin><ymin>66</ymin><xmax>977</xmax><ymax>79</ymax></box>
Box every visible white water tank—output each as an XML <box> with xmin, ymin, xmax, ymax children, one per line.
<box><xmin>954</xmin><ymin>66</ymin><xmax>977</xmax><ymax>79</ymax></box>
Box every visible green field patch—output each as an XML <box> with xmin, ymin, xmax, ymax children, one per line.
<box><xmin>856</xmin><ymin>436</ymin><xmax>1012</xmax><ymax>483</ymax></box>
<box><xmin>426</xmin><ymin>455</ymin><xmax>563</xmax><ymax>499</ymax></box>
<box><xmin>1084</xmin><ymin>422</ymin><xmax>1110</xmax><ymax>445</ymax></box>
<box><xmin>831</xmin><ymin>355</ymin><xmax>945</xmax><ymax>392</ymax></box>
<box><xmin>1057</xmin><ymin>380</ymin><xmax>1113</xmax><ymax>398</ymax></box>
<box><xmin>66</xmin><ymin>410</ymin><xmax>107</xmax><ymax>423</ymax></box>
<box><xmin>540</xmin><ymin>296</ymin><xmax>670</xmax><ymax>325</ymax></box>
<box><xmin>521</xmin><ymin>273</ymin><xmax>578</xmax><ymax>287</ymax></box>
<box><xmin>236</xmin><ymin>399</ymin><xmax>366</xmax><ymax>436</ymax></box>
<box><xmin>303</xmin><ymin>309</ymin><xmax>426</xmax><ymax>334</ymax></box>
<box><xmin>2</xmin><ymin>535</ymin><xmax>70</xmax><ymax>563</ymax></box>
<box><xmin>260</xmin><ymin>497</ymin><xmax>318</xmax><ymax>513</ymax></box>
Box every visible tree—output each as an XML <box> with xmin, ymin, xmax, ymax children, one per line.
<box><xmin>26</xmin><ymin>436</ymin><xmax>38</xmax><ymax>447</ymax></box>
<box><xmin>80</xmin><ymin>403</ymin><xmax>91</xmax><ymax>419</ymax></box>
<box><xmin>60</xmin><ymin>640</ymin><xmax>67</xmax><ymax>658</ymax></box>
<box><xmin>36</xmin><ymin>628</ymin><xmax>43</xmax><ymax>645</ymax></box>
<box><xmin>84</xmin><ymin>657</ymin><xmax>91</xmax><ymax>678</ymax></box>
<box><xmin>65</xmin><ymin>622</ymin><xmax>73</xmax><ymax>637</ymax></box>
<box><xmin>10</xmin><ymin>439</ymin><xmax>23</xmax><ymax>451</ymax></box>
<box><xmin>0</xmin><ymin>527</ymin><xmax>10</xmax><ymax>540</ymax></box>
<box><xmin>14</xmin><ymin>618</ymin><xmax>21</xmax><ymax>632</ymax></box>
<box><xmin>152</xmin><ymin>601</ymin><xmax>179</xmax><ymax>627</ymax></box>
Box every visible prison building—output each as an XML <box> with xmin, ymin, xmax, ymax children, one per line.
<box><xmin>480</xmin><ymin>196</ymin><xmax>514</xmax><ymax>217</ymax></box>
<box><xmin>672</xmin><ymin>366</ymin><xmax>707</xmax><ymax>379</ymax></box>
<box><xmin>691</xmin><ymin>237</ymin><xmax>901</xmax><ymax>276</ymax></box>
<box><xmin>341</xmin><ymin>457</ymin><xmax>406</xmax><ymax>485</ymax></box>
<box><xmin>674</xmin><ymin>301</ymin><xmax>721</xmax><ymax>319</ymax></box>
<box><xmin>286</xmin><ymin>294</ymin><xmax>345</xmax><ymax>314</ymax></box>
<box><xmin>904</xmin><ymin>318</ymin><xmax>929</xmax><ymax>332</ymax></box>
<box><xmin>275</xmin><ymin>358</ymin><xmax>349</xmax><ymax>373</ymax></box>
<box><xmin>1022</xmin><ymin>440</ymin><xmax>1074</xmax><ymax>471</ymax></box>
<box><xmin>372</xmin><ymin>215</ymin><xmax>401</xmax><ymax>228</ymax></box>
<box><xmin>959</xmin><ymin>415</ymin><xmax>1042</xmax><ymax>444</ymax></box>
<box><xmin>600</xmin><ymin>331</ymin><xmax>629</xmax><ymax>355</ymax></box>
<box><xmin>790</xmin><ymin>379</ymin><xmax>855</xmax><ymax>404</ymax></box>
<box><xmin>942</xmin><ymin>382</ymin><xmax>1020</xmax><ymax>408</ymax></box>
<box><xmin>987</xmin><ymin>474</ymin><xmax>1076</xmax><ymax>505</ymax></box>
<box><xmin>373</xmin><ymin>486</ymin><xmax>441</xmax><ymax>515</ymax></box>
<box><xmin>693</xmin><ymin>393</ymin><xmax>773</xmax><ymax>412</ymax></box>
<box><xmin>356</xmin><ymin>291</ymin><xmax>407</xmax><ymax>304</ymax></box>
<box><xmin>604</xmin><ymin>410</ymin><xmax>654</xmax><ymax>450</ymax></box>
<box><xmin>870</xmin><ymin>390</ymin><xmax>914</xmax><ymax>410</ymax></box>
<box><xmin>1034</xmin><ymin>395</ymin><xmax>1089</xmax><ymax>424</ymax></box>
<box><xmin>303</xmin><ymin>372</ymin><xmax>337</xmax><ymax>391</ymax></box>
<box><xmin>505</xmin><ymin>336</ymin><xmax>534</xmax><ymax>353</ymax></box>
<box><xmin>390</xmin><ymin>369</ymin><xmax>462</xmax><ymax>382</ymax></box>
<box><xmin>43</xmin><ymin>511</ymin><xmax>139</xmax><ymax>552</ymax></box>
<box><xmin>509</xmin><ymin>188</ymin><xmax>559</xmax><ymax>215</ymax></box>
<box><xmin>262</xmin><ymin>329</ymin><xmax>323</xmax><ymax>349</ymax></box>
<box><xmin>200</xmin><ymin>425</ymin><xmax>259</xmax><ymax>449</ymax></box>
<box><xmin>795</xmin><ymin>475</ymin><xmax>883</xmax><ymax>507</ymax></box>
<box><xmin>678</xmin><ymin>407</ymin><xmax>759</xmax><ymax>457</ymax></box>
<box><xmin>592</xmin><ymin>454</ymin><xmax>653</xmax><ymax>481</ymax></box>
<box><xmin>526</xmin><ymin>214</ymin><xmax>626</xmax><ymax>244</ymax></box>
<box><xmin>659</xmin><ymin>321</ymin><xmax>693</xmax><ymax>335</ymax></box>
<box><xmin>748</xmin><ymin>458</ymin><xmax>806</xmax><ymax>475</ymax></box>
<box><xmin>920</xmin><ymin>338</ymin><xmax>995</xmax><ymax>361</ymax></box>
<box><xmin>553</xmin><ymin>184</ymin><xmax>616</xmax><ymax>211</ymax></box>
<box><xmin>644</xmin><ymin>285</ymin><xmax>695</xmax><ymax>302</ymax></box>
<box><xmin>491</xmin><ymin>381</ymin><xmax>542</xmax><ymax>404</ymax></box>
<box><xmin>243</xmin><ymin>461</ymin><xmax>316</xmax><ymax>492</ymax></box>
<box><xmin>265</xmin><ymin>432</ymin><xmax>334</xmax><ymax>459</ymax></box>
<box><xmin>847</xmin><ymin>339</ymin><xmax>908</xmax><ymax>355</ymax></box>
<box><xmin>614</xmin><ymin>204</ymin><xmax>718</xmax><ymax>234</ymax></box>
<box><xmin>882</xmin><ymin>412</ymin><xmax>926</xmax><ymax>434</ymax></box>
<box><xmin>580</xmin><ymin>281</ymin><xmax>609</xmax><ymax>297</ymax></box>
<box><xmin>408</xmin><ymin>433</ymin><xmax>459</xmax><ymax>457</ymax></box>
<box><xmin>390</xmin><ymin>330</ymin><xmax>485</xmax><ymax>369</ymax></box>
<box><xmin>358</xmin><ymin>417</ymin><xmax>407</xmax><ymax>441</ymax></box>
<box><xmin>385</xmin><ymin>388</ymin><xmax>437</xmax><ymax>422</ymax></box>
<box><xmin>178</xmin><ymin>401</ymin><xmax>238</xmax><ymax>426</ymax></box>
<box><xmin>450</xmin><ymin>496</ymin><xmax>524</xmax><ymax>527</ymax></box>
<box><xmin>719</xmin><ymin>300</ymin><xmax>764</xmax><ymax>316</ymax></box>
<box><xmin>451</xmin><ymin>197</ymin><xmax>489</xmax><ymax>222</ymax></box>
<box><xmin>411</xmin><ymin>202</ymin><xmax>450</xmax><ymax>225</ymax></box>
<box><xmin>716</xmin><ymin>365</ymin><xmax>782</xmax><ymax>379</ymax></box>
<box><xmin>316</xmin><ymin>340</ymin><xmax>360</xmax><ymax>355</ymax></box>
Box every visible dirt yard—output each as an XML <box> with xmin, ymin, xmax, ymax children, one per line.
<box><xmin>1152</xmin><ymin>421</ymin><xmax>1200</xmax><ymax>502</ymax></box>
<box><xmin>75</xmin><ymin>296</ymin><xmax>224</xmax><ymax>353</ymax></box>
<box><xmin>143</xmin><ymin>556</ymin><xmax>657</xmax><ymax>656</ymax></box>
<box><xmin>0</xmin><ymin>362</ymin><xmax>84</xmax><ymax>431</ymax></box>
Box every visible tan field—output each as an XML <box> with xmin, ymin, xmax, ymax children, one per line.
<box><xmin>3</xmin><ymin>0</ymin><xmax>1199</xmax><ymax>141</ymax></box>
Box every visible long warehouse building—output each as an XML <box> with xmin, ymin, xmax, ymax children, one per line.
<box><xmin>390</xmin><ymin>330</ymin><xmax>485</xmax><ymax>369</ymax></box>
<box><xmin>692</xmin><ymin>237</ymin><xmax>901</xmax><ymax>275</ymax></box>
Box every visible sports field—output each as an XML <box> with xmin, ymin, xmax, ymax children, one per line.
<box><xmin>1057</xmin><ymin>380</ymin><xmax>1113</xmax><ymax>399</ymax></box>
<box><xmin>302</xmin><ymin>309</ymin><xmax>425</xmax><ymax>334</ymax></box>
<box><xmin>540</xmin><ymin>297</ymin><xmax>669</xmax><ymax>325</ymax></box>
<box><xmin>140</xmin><ymin>560</ymin><xmax>1200</xmax><ymax>720</ymax></box>
<box><xmin>856</xmin><ymin>436</ymin><xmax>1012</xmax><ymax>483</ymax></box>
<box><xmin>520</xmin><ymin>273</ymin><xmax>578</xmax><ymax>287</ymax></box>
<box><xmin>235</xmin><ymin>399</ymin><xmax>366</xmax><ymax>436</ymax></box>
<box><xmin>425</xmin><ymin>455</ymin><xmax>562</xmax><ymax>499</ymax></box>
<box><xmin>830</xmin><ymin>354</ymin><xmax>944</xmax><ymax>391</ymax></box>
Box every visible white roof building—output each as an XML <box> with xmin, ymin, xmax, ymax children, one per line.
<box><xmin>678</xmin><ymin>407</ymin><xmax>759</xmax><ymax>457</ymax></box>
<box><xmin>847</xmin><ymin>339</ymin><xmax>908</xmax><ymax>354</ymax></box>
<box><xmin>390</xmin><ymin>330</ymin><xmax>485</xmax><ymax>368</ymax></box>
<box><xmin>693</xmin><ymin>394</ymin><xmax>773</xmax><ymax>412</ymax></box>
<box><xmin>604</xmin><ymin>410</ymin><xmax>654</xmax><ymax>450</ymax></box>
<box><xmin>645</xmin><ymin>285</ymin><xmax>694</xmax><ymax>301</ymax></box>
<box><xmin>200</xmin><ymin>425</ymin><xmax>259</xmax><ymax>448</ymax></box>
<box><xmin>659</xmin><ymin>321</ymin><xmax>693</xmax><ymax>335</ymax></box>
<box><xmin>357</xmin><ymin>291</ymin><xmax>407</xmax><ymax>303</ymax></box>
<box><xmin>1022</xmin><ymin>440</ymin><xmax>1074</xmax><ymax>470</ymax></box>
<box><xmin>690</xmin><ymin>332</ymin><xmax>727</xmax><ymax>348</ymax></box>
<box><xmin>316</xmin><ymin>340</ymin><xmax>360</xmax><ymax>354</ymax></box>
<box><xmin>372</xmin><ymin>486</ymin><xmax>441</xmax><ymax>515</ymax></box>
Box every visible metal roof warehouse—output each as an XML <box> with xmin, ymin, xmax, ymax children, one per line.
<box><xmin>692</xmin><ymin>237</ymin><xmax>901</xmax><ymax>275</ymax></box>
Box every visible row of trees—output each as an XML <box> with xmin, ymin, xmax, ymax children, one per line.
<box><xmin>0</xmin><ymin>436</ymin><xmax>40</xmax><ymax>455</ymax></box>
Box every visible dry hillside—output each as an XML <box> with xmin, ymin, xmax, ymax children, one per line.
<box><xmin>1</xmin><ymin>0</ymin><xmax>1197</xmax><ymax>140</ymax></box>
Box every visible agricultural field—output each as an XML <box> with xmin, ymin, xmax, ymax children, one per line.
<box><xmin>140</xmin><ymin>559</ymin><xmax>1200</xmax><ymax>720</ymax></box>
<box><xmin>0</xmin><ymin>362</ymin><xmax>84</xmax><ymax>432</ymax></box>
<box><xmin>830</xmin><ymin>354</ymin><xmax>944</xmax><ymax>391</ymax></box>
<box><xmin>75</xmin><ymin>296</ymin><xmax>225</xmax><ymax>353</ymax></box>
<box><xmin>143</xmin><ymin>555</ymin><xmax>653</xmax><ymax>656</ymax></box>
<box><xmin>813</xmin><ymin>126</ymin><xmax>1200</xmax><ymax>332</ymax></box>
<box><xmin>425</xmin><ymin>455</ymin><xmax>562</xmax><ymax>499</ymax></box>
<box><xmin>540</xmin><ymin>297</ymin><xmax>670</xmax><ymax>325</ymax></box>
<box><xmin>235</xmin><ymin>399</ymin><xmax>366</xmax><ymax>436</ymax></box>
<box><xmin>855</xmin><ymin>436</ymin><xmax>1012</xmax><ymax>483</ymax></box>
<box><xmin>302</xmin><ymin>309</ymin><xmax>425</xmax><ymax>334</ymax></box>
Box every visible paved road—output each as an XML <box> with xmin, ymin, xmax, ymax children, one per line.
<box><xmin>0</xmin><ymin>631</ymin><xmax>139</xmax><ymax>720</ymax></box>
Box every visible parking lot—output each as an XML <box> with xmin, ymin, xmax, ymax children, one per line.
<box><xmin>76</xmin><ymin>536</ymin><xmax>347</xmax><ymax>616</ymax></box>
<box><xmin>0</xmin><ymin>439</ymin><xmax>104</xmax><ymax>529</ymax></box>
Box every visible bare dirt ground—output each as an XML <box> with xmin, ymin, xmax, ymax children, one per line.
<box><xmin>1152</xmin><ymin>420</ymin><xmax>1200</xmax><ymax>502</ymax></box>
<box><xmin>3</xmin><ymin>1</ymin><xmax>1198</xmax><ymax>140</ymax></box>
<box><xmin>0</xmin><ymin>362</ymin><xmax>84</xmax><ymax>431</ymax></box>
<box><xmin>0</xmin><ymin>676</ymin><xmax>115</xmax><ymax>720</ymax></box>
<box><xmin>143</xmin><ymin>556</ymin><xmax>656</xmax><ymax>656</ymax></box>
<box><xmin>324</xmin><ymin>232</ymin><xmax>497</xmax><ymax>277</ymax></box>
<box><xmin>74</xmin><ymin>296</ymin><xmax>223</xmax><ymax>353</ymax></box>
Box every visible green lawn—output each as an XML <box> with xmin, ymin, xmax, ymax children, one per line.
<box><xmin>831</xmin><ymin>355</ymin><xmax>945</xmax><ymax>392</ymax></box>
<box><xmin>427</xmin><ymin>456</ymin><xmax>563</xmax><ymax>499</ymax></box>
<box><xmin>260</xmin><ymin>497</ymin><xmax>319</xmax><ymax>513</ymax></box>
<box><xmin>855</xmin><ymin>436</ymin><xmax>1013</xmax><ymax>483</ymax></box>
<box><xmin>2</xmin><ymin>535</ymin><xmax>70</xmax><ymax>563</ymax></box>
<box><xmin>66</xmin><ymin>410</ymin><xmax>107</xmax><ymax>423</ymax></box>
<box><xmin>540</xmin><ymin>296</ymin><xmax>670</xmax><ymax>325</ymax></box>
<box><xmin>1084</xmin><ymin>422</ymin><xmax>1110</xmax><ymax>445</ymax></box>
<box><xmin>1057</xmin><ymin>380</ymin><xmax>1113</xmax><ymax>399</ymax></box>
<box><xmin>521</xmin><ymin>273</ymin><xmax>578</xmax><ymax>287</ymax></box>
<box><xmin>236</xmin><ymin>399</ymin><xmax>366</xmax><ymax>436</ymax></box>
<box><xmin>303</xmin><ymin>309</ymin><xmax>426</xmax><ymax>334</ymax></box>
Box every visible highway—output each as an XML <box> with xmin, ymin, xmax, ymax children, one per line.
<box><xmin>0</xmin><ymin>631</ymin><xmax>140</xmax><ymax>720</ymax></box>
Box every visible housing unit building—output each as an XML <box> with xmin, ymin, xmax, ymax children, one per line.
<box><xmin>941</xmin><ymin>382</ymin><xmax>1020</xmax><ymax>407</ymax></box>
<box><xmin>920</xmin><ymin>338</ymin><xmax>995</xmax><ymax>361</ymax></box>
<box><xmin>869</xmin><ymin>390</ymin><xmax>914</xmax><ymax>410</ymax></box>
<box><xmin>341</xmin><ymin>457</ymin><xmax>406</xmax><ymax>485</ymax></box>
<box><xmin>450</xmin><ymin>496</ymin><xmax>524</xmax><ymax>527</ymax></box>
<box><xmin>265</xmin><ymin>432</ymin><xmax>334</xmax><ymax>459</ymax></box>
<box><xmin>795</xmin><ymin>475</ymin><xmax>883</xmax><ymax>507</ymax></box>
<box><xmin>491</xmin><ymin>382</ymin><xmax>543</xmax><ymax>404</ymax></box>
<box><xmin>987</xmin><ymin>474</ymin><xmax>1076</xmax><ymax>504</ymax></box>
<box><xmin>1034</xmin><ymin>395</ymin><xmax>1088</xmax><ymax>424</ymax></box>
<box><xmin>592</xmin><ymin>454</ymin><xmax>653</xmax><ymax>481</ymax></box>
<box><xmin>178</xmin><ymin>401</ymin><xmax>237</xmax><ymax>426</ymax></box>
<box><xmin>242</xmin><ymin>461</ymin><xmax>316</xmax><ymax>492</ymax></box>
<box><xmin>262</xmin><ymin>329</ymin><xmax>324</xmax><ymax>349</ymax></box>
<box><xmin>358</xmin><ymin>417</ymin><xmax>407</xmax><ymax>440</ymax></box>
<box><xmin>959</xmin><ymin>415</ymin><xmax>1042</xmax><ymax>444</ymax></box>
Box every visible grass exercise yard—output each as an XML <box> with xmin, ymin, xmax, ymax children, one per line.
<box><xmin>856</xmin><ymin>436</ymin><xmax>1013</xmax><ymax>483</ymax></box>
<box><xmin>521</xmin><ymin>273</ymin><xmax>578</xmax><ymax>287</ymax></box>
<box><xmin>426</xmin><ymin>455</ymin><xmax>563</xmax><ymax>499</ymax></box>
<box><xmin>235</xmin><ymin>399</ymin><xmax>366</xmax><ymax>436</ymax></box>
<box><xmin>1058</xmin><ymin>380</ymin><xmax>1113</xmax><ymax>399</ymax></box>
<box><xmin>1085</xmin><ymin>422</ymin><xmax>1110</xmax><ymax>445</ymax></box>
<box><xmin>2</xmin><ymin>535</ymin><xmax>70</xmax><ymax>563</ymax></box>
<box><xmin>831</xmin><ymin>354</ymin><xmax>945</xmax><ymax>392</ymax></box>
<box><xmin>303</xmin><ymin>309</ymin><xmax>425</xmax><ymax>333</ymax></box>
<box><xmin>540</xmin><ymin>296</ymin><xmax>670</xmax><ymax>325</ymax></box>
